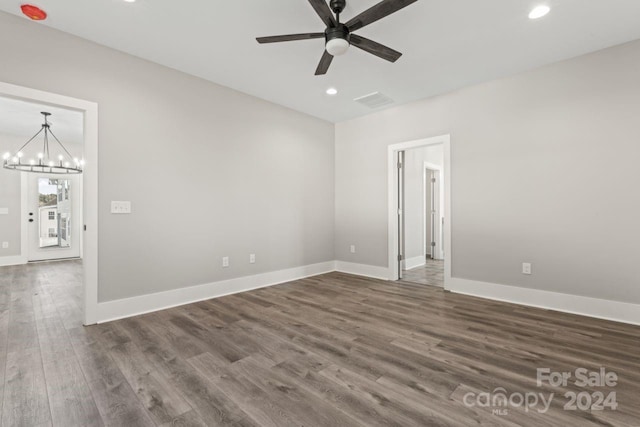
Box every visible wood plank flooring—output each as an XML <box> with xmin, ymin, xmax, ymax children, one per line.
<box><xmin>402</xmin><ymin>259</ymin><xmax>444</xmax><ymax>287</ymax></box>
<box><xmin>1</xmin><ymin>260</ymin><xmax>639</xmax><ymax>426</ymax></box>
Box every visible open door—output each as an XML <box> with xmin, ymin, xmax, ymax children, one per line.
<box><xmin>397</xmin><ymin>150</ymin><xmax>405</xmax><ymax>279</ymax></box>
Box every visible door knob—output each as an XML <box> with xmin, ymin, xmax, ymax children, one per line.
<box><xmin>28</xmin><ymin>219</ymin><xmax>34</xmax><ymax>223</ymax></box>
<box><xmin>29</xmin><ymin>212</ymin><xmax>33</xmax><ymax>216</ymax></box>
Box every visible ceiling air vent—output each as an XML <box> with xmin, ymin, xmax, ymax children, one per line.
<box><xmin>354</xmin><ymin>92</ymin><xmax>394</xmax><ymax>109</ymax></box>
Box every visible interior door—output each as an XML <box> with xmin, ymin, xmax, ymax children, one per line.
<box><xmin>27</xmin><ymin>174</ymin><xmax>81</xmax><ymax>261</ymax></box>
<box><xmin>427</xmin><ymin>169</ymin><xmax>437</xmax><ymax>259</ymax></box>
<box><xmin>397</xmin><ymin>150</ymin><xmax>405</xmax><ymax>279</ymax></box>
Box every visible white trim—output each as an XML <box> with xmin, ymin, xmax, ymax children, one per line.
<box><xmin>334</xmin><ymin>261</ymin><xmax>390</xmax><ymax>280</ymax></box>
<box><xmin>0</xmin><ymin>255</ymin><xmax>27</xmax><ymax>267</ymax></box>
<box><xmin>388</xmin><ymin>135</ymin><xmax>452</xmax><ymax>287</ymax></box>
<box><xmin>404</xmin><ymin>256</ymin><xmax>426</xmax><ymax>270</ymax></box>
<box><xmin>0</xmin><ymin>81</ymin><xmax>99</xmax><ymax>325</ymax></box>
<box><xmin>449</xmin><ymin>277</ymin><xmax>640</xmax><ymax>326</ymax></box>
<box><xmin>21</xmin><ymin>173</ymin><xmax>28</xmax><ymax>261</ymax></box>
<box><xmin>97</xmin><ymin>261</ymin><xmax>336</xmax><ymax>323</ymax></box>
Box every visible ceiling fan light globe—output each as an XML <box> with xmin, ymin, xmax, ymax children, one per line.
<box><xmin>326</xmin><ymin>38</ymin><xmax>349</xmax><ymax>56</ymax></box>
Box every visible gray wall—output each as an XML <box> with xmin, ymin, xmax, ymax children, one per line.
<box><xmin>336</xmin><ymin>39</ymin><xmax>640</xmax><ymax>304</ymax></box>
<box><xmin>0</xmin><ymin>134</ymin><xmax>23</xmax><ymax>257</ymax></box>
<box><xmin>0</xmin><ymin>12</ymin><xmax>335</xmax><ymax>302</ymax></box>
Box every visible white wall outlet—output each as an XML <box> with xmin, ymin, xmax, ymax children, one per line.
<box><xmin>249</xmin><ymin>254</ymin><xmax>256</xmax><ymax>264</ymax></box>
<box><xmin>111</xmin><ymin>201</ymin><xmax>132</xmax><ymax>214</ymax></box>
<box><xmin>222</xmin><ymin>256</ymin><xmax>229</xmax><ymax>268</ymax></box>
<box><xmin>522</xmin><ymin>262</ymin><xmax>532</xmax><ymax>275</ymax></box>
<box><xmin>2</xmin><ymin>242</ymin><xmax>8</xmax><ymax>249</ymax></box>
<box><xmin>350</xmin><ymin>245</ymin><xmax>356</xmax><ymax>254</ymax></box>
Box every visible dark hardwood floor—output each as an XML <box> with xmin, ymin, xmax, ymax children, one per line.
<box><xmin>1</xmin><ymin>260</ymin><xmax>639</xmax><ymax>426</ymax></box>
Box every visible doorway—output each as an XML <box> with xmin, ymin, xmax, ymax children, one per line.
<box><xmin>0</xmin><ymin>81</ymin><xmax>98</xmax><ymax>325</ymax></box>
<box><xmin>27</xmin><ymin>174</ymin><xmax>82</xmax><ymax>261</ymax></box>
<box><xmin>387</xmin><ymin>135</ymin><xmax>451</xmax><ymax>287</ymax></box>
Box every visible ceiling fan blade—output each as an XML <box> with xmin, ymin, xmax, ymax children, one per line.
<box><xmin>257</xmin><ymin>33</ymin><xmax>325</xmax><ymax>44</ymax></box>
<box><xmin>350</xmin><ymin>34</ymin><xmax>402</xmax><ymax>62</ymax></box>
<box><xmin>315</xmin><ymin>51</ymin><xmax>334</xmax><ymax>75</ymax></box>
<box><xmin>345</xmin><ymin>0</ymin><xmax>417</xmax><ymax>32</ymax></box>
<box><xmin>308</xmin><ymin>0</ymin><xmax>337</xmax><ymax>27</ymax></box>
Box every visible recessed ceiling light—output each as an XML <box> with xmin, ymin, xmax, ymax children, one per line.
<box><xmin>326</xmin><ymin>88</ymin><xmax>338</xmax><ymax>96</ymax></box>
<box><xmin>529</xmin><ymin>5</ymin><xmax>550</xmax><ymax>20</ymax></box>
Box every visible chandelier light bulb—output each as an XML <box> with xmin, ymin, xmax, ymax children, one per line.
<box><xmin>30</xmin><ymin>159</ymin><xmax>35</xmax><ymax>165</ymax></box>
<box><xmin>3</xmin><ymin>152</ymin><xmax>9</xmax><ymax>160</ymax></box>
<box><xmin>12</xmin><ymin>157</ymin><xmax>18</xmax><ymax>163</ymax></box>
<box><xmin>17</xmin><ymin>152</ymin><xmax>24</xmax><ymax>158</ymax></box>
<box><xmin>58</xmin><ymin>155</ymin><xmax>64</xmax><ymax>161</ymax></box>
<box><xmin>38</xmin><ymin>153</ymin><xmax>44</xmax><ymax>159</ymax></box>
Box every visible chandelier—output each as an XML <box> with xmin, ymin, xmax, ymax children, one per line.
<box><xmin>2</xmin><ymin>112</ymin><xmax>83</xmax><ymax>174</ymax></box>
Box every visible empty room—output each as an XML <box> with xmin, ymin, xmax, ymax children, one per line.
<box><xmin>0</xmin><ymin>1</ymin><xmax>639</xmax><ymax>426</ymax></box>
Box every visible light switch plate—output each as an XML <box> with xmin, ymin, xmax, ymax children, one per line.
<box><xmin>0</xmin><ymin>208</ymin><xmax>8</xmax><ymax>215</ymax></box>
<box><xmin>111</xmin><ymin>201</ymin><xmax>132</xmax><ymax>214</ymax></box>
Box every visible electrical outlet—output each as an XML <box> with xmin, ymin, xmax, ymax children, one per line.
<box><xmin>350</xmin><ymin>245</ymin><xmax>356</xmax><ymax>254</ymax></box>
<box><xmin>249</xmin><ymin>254</ymin><xmax>256</xmax><ymax>264</ymax></box>
<box><xmin>522</xmin><ymin>262</ymin><xmax>532</xmax><ymax>275</ymax></box>
<box><xmin>2</xmin><ymin>242</ymin><xmax>8</xmax><ymax>249</ymax></box>
<box><xmin>222</xmin><ymin>257</ymin><xmax>229</xmax><ymax>268</ymax></box>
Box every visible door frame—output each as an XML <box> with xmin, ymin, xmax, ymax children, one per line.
<box><xmin>0</xmin><ymin>81</ymin><xmax>99</xmax><ymax>325</ymax></box>
<box><xmin>423</xmin><ymin>161</ymin><xmax>443</xmax><ymax>261</ymax></box>
<box><xmin>387</xmin><ymin>135</ymin><xmax>451</xmax><ymax>288</ymax></box>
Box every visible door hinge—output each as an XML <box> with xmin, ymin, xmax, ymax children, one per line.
<box><xmin>431</xmin><ymin>242</ymin><xmax>436</xmax><ymax>247</ymax></box>
<box><xmin>397</xmin><ymin>161</ymin><xmax>403</xmax><ymax>169</ymax></box>
<box><xmin>84</xmin><ymin>225</ymin><xmax>87</xmax><ymax>231</ymax></box>
<box><xmin>397</xmin><ymin>254</ymin><xmax>403</xmax><ymax>262</ymax></box>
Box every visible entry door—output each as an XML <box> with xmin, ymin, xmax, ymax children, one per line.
<box><xmin>27</xmin><ymin>174</ymin><xmax>81</xmax><ymax>261</ymax></box>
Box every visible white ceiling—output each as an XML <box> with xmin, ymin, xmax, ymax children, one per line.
<box><xmin>0</xmin><ymin>96</ymin><xmax>83</xmax><ymax>144</ymax></box>
<box><xmin>1</xmin><ymin>1</ymin><xmax>640</xmax><ymax>122</ymax></box>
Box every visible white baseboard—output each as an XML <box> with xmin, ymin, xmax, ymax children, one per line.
<box><xmin>97</xmin><ymin>261</ymin><xmax>336</xmax><ymax>323</ymax></box>
<box><xmin>334</xmin><ymin>261</ymin><xmax>390</xmax><ymax>281</ymax></box>
<box><xmin>95</xmin><ymin>259</ymin><xmax>640</xmax><ymax>327</ymax></box>
<box><xmin>448</xmin><ymin>277</ymin><xmax>640</xmax><ymax>326</ymax></box>
<box><xmin>0</xmin><ymin>255</ymin><xmax>27</xmax><ymax>267</ymax></box>
<box><xmin>404</xmin><ymin>256</ymin><xmax>426</xmax><ymax>270</ymax></box>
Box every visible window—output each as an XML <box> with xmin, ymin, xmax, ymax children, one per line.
<box><xmin>48</xmin><ymin>228</ymin><xmax>57</xmax><ymax>238</ymax></box>
<box><xmin>48</xmin><ymin>211</ymin><xmax>55</xmax><ymax>220</ymax></box>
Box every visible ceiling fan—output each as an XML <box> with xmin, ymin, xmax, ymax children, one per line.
<box><xmin>257</xmin><ymin>0</ymin><xmax>418</xmax><ymax>75</ymax></box>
